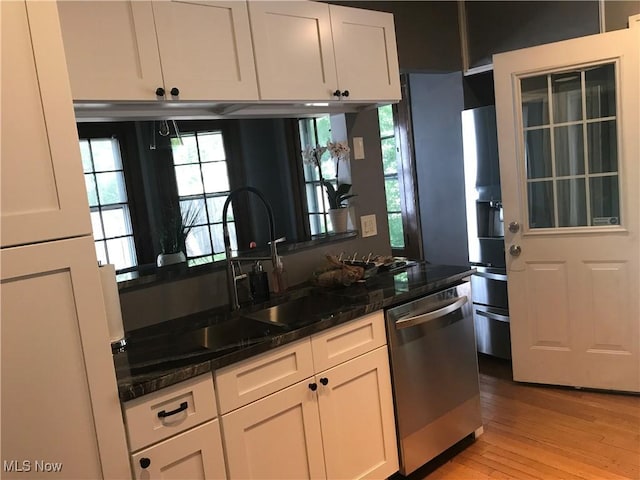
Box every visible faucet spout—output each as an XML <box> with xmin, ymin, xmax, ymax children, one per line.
<box><xmin>222</xmin><ymin>187</ymin><xmax>279</xmax><ymax>311</ymax></box>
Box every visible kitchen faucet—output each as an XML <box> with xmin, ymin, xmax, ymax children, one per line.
<box><xmin>222</xmin><ymin>187</ymin><xmax>281</xmax><ymax>311</ymax></box>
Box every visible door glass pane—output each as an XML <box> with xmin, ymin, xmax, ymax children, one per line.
<box><xmin>588</xmin><ymin>120</ymin><xmax>617</xmax><ymax>173</ymax></box>
<box><xmin>552</xmin><ymin>72</ymin><xmax>582</xmax><ymax>123</ymax></box>
<box><xmin>590</xmin><ymin>176</ymin><xmax>620</xmax><ymax>225</ymax></box>
<box><xmin>528</xmin><ymin>181</ymin><xmax>555</xmax><ymax>228</ymax></box>
<box><xmin>586</xmin><ymin>63</ymin><xmax>616</xmax><ymax>119</ymax></box>
<box><xmin>525</xmin><ymin>129</ymin><xmax>552</xmax><ymax>179</ymax></box>
<box><xmin>521</xmin><ymin>76</ymin><xmax>549</xmax><ymax>127</ymax></box>
<box><xmin>384</xmin><ymin>178</ymin><xmax>401</xmax><ymax>211</ymax></box>
<box><xmin>557</xmin><ymin>179</ymin><xmax>587</xmax><ymax>227</ymax></box>
<box><xmin>388</xmin><ymin>213</ymin><xmax>404</xmax><ymax>249</ymax></box>
<box><xmin>381</xmin><ymin>138</ymin><xmax>397</xmax><ymax>174</ymax></box>
<box><xmin>554</xmin><ymin>125</ymin><xmax>584</xmax><ymax>176</ymax></box>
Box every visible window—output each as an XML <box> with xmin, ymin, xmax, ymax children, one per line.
<box><xmin>298</xmin><ymin>115</ymin><xmax>334</xmax><ymax>234</ymax></box>
<box><xmin>378</xmin><ymin>105</ymin><xmax>405</xmax><ymax>249</ymax></box>
<box><xmin>79</xmin><ymin>137</ymin><xmax>137</xmax><ymax>270</ymax></box>
<box><xmin>171</xmin><ymin>130</ymin><xmax>237</xmax><ymax>264</ymax></box>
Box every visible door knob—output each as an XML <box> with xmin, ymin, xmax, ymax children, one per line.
<box><xmin>508</xmin><ymin>221</ymin><xmax>520</xmax><ymax>233</ymax></box>
<box><xmin>139</xmin><ymin>458</ymin><xmax>151</xmax><ymax>469</ymax></box>
<box><xmin>170</xmin><ymin>87</ymin><xmax>180</xmax><ymax>97</ymax></box>
<box><xmin>308</xmin><ymin>383</ymin><xmax>318</xmax><ymax>391</ymax></box>
<box><xmin>509</xmin><ymin>245</ymin><xmax>522</xmax><ymax>257</ymax></box>
<box><xmin>155</xmin><ymin>87</ymin><xmax>165</xmax><ymax>97</ymax></box>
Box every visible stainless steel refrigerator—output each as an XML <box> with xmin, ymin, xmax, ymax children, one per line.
<box><xmin>462</xmin><ymin>105</ymin><xmax>511</xmax><ymax>359</ymax></box>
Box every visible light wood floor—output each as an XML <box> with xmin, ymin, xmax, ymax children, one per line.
<box><xmin>405</xmin><ymin>355</ymin><xmax>640</xmax><ymax>480</ymax></box>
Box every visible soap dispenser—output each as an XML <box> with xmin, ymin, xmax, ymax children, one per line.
<box><xmin>249</xmin><ymin>261</ymin><xmax>270</xmax><ymax>303</ymax></box>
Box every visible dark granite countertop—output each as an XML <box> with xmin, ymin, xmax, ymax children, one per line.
<box><xmin>114</xmin><ymin>262</ymin><xmax>474</xmax><ymax>402</ymax></box>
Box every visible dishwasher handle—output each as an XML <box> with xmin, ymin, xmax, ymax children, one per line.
<box><xmin>395</xmin><ymin>296</ymin><xmax>468</xmax><ymax>330</ymax></box>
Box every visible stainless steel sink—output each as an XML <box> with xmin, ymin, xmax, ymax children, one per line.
<box><xmin>244</xmin><ymin>294</ymin><xmax>346</xmax><ymax>329</ymax></box>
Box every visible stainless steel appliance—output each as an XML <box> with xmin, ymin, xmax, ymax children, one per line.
<box><xmin>385</xmin><ymin>282</ymin><xmax>482</xmax><ymax>475</ymax></box>
<box><xmin>462</xmin><ymin>105</ymin><xmax>511</xmax><ymax>359</ymax></box>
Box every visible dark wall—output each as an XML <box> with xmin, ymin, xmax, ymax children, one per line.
<box><xmin>327</xmin><ymin>1</ymin><xmax>462</xmax><ymax>72</ymax></box>
<box><xmin>410</xmin><ymin>72</ymin><xmax>469</xmax><ymax>266</ymax></box>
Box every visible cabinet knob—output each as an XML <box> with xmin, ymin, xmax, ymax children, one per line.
<box><xmin>333</xmin><ymin>89</ymin><xmax>341</xmax><ymax>98</ymax></box>
<box><xmin>139</xmin><ymin>458</ymin><xmax>151</xmax><ymax>469</ymax></box>
<box><xmin>170</xmin><ymin>87</ymin><xmax>180</xmax><ymax>97</ymax></box>
<box><xmin>341</xmin><ymin>90</ymin><xmax>349</xmax><ymax>98</ymax></box>
<box><xmin>155</xmin><ymin>87</ymin><xmax>165</xmax><ymax>97</ymax></box>
<box><xmin>308</xmin><ymin>382</ymin><xmax>318</xmax><ymax>391</ymax></box>
<box><xmin>319</xmin><ymin>377</ymin><xmax>329</xmax><ymax>386</ymax></box>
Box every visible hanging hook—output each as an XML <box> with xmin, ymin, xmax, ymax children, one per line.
<box><xmin>158</xmin><ymin>120</ymin><xmax>170</xmax><ymax>137</ymax></box>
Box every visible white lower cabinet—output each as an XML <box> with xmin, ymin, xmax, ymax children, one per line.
<box><xmin>219</xmin><ymin>312</ymin><xmax>399</xmax><ymax>479</ymax></box>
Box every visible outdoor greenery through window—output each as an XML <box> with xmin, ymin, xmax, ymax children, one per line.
<box><xmin>171</xmin><ymin>130</ymin><xmax>237</xmax><ymax>264</ymax></box>
<box><xmin>298</xmin><ymin>115</ymin><xmax>336</xmax><ymax>235</ymax></box>
<box><xmin>80</xmin><ymin>138</ymin><xmax>138</xmax><ymax>270</ymax></box>
<box><xmin>378</xmin><ymin>105</ymin><xmax>405</xmax><ymax>249</ymax></box>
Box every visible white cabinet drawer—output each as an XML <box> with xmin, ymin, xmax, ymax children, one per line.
<box><xmin>215</xmin><ymin>338</ymin><xmax>314</xmax><ymax>414</ymax></box>
<box><xmin>311</xmin><ymin>311</ymin><xmax>386</xmax><ymax>372</ymax></box>
<box><xmin>123</xmin><ymin>374</ymin><xmax>217</xmax><ymax>452</ymax></box>
<box><xmin>131</xmin><ymin>419</ymin><xmax>227</xmax><ymax>480</ymax></box>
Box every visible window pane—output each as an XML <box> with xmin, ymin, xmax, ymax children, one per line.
<box><xmin>180</xmin><ymin>198</ymin><xmax>207</xmax><ymax>226</ymax></box>
<box><xmin>91</xmin><ymin>138</ymin><xmax>122</xmax><ymax>171</ymax></box>
<box><xmin>384</xmin><ymin>177</ymin><xmax>401</xmax><ymax>211</ymax></box>
<box><xmin>85</xmin><ymin>175</ymin><xmax>98</xmax><ymax>207</ymax></box>
<box><xmin>90</xmin><ymin>210</ymin><xmax>104</xmax><ymax>240</ymax></box>
<box><xmin>552</xmin><ymin>72</ymin><xmax>582</xmax><ymax>123</ymax></box>
<box><xmin>590</xmin><ymin>176</ymin><xmax>620</xmax><ymax>225</ymax></box>
<box><xmin>316</xmin><ymin>116</ymin><xmax>332</xmax><ymax>145</ymax></box>
<box><xmin>175</xmin><ymin>164</ymin><xmax>204</xmax><ymax>196</ymax></box>
<box><xmin>586</xmin><ymin>63</ymin><xmax>616</xmax><ymax>119</ymax></box>
<box><xmin>106</xmin><ymin>237</ymin><xmax>136</xmax><ymax>270</ymax></box>
<box><xmin>388</xmin><ymin>213</ymin><xmax>405</xmax><ymax>249</ymax></box>
<box><xmin>304</xmin><ymin>162</ymin><xmax>321</xmax><ymax>182</ymax></box>
<box><xmin>172</xmin><ymin>135</ymin><xmax>199</xmax><ymax>165</ymax></box>
<box><xmin>206</xmin><ymin>196</ymin><xmax>231</xmax><ymax>224</ymax></box>
<box><xmin>94</xmin><ymin>241</ymin><xmax>108</xmax><ymax>266</ymax></box>
<box><xmin>102</xmin><ymin>206</ymin><xmax>133</xmax><ymax>237</ymax></box>
<box><xmin>588</xmin><ymin>120</ymin><xmax>617</xmax><ymax>174</ymax></box>
<box><xmin>186</xmin><ymin>225</ymin><xmax>212</xmax><ymax>257</ymax></box>
<box><xmin>525</xmin><ymin>129</ymin><xmax>552</xmax><ymax>179</ymax></box>
<box><xmin>80</xmin><ymin>140</ymin><xmax>93</xmax><ymax>172</ymax></box>
<box><xmin>319</xmin><ymin>151</ymin><xmax>336</xmax><ymax>179</ymax></box>
<box><xmin>521</xmin><ymin>75</ymin><xmax>549</xmax><ymax>127</ymax></box>
<box><xmin>379</xmin><ymin>104</ymin><xmax>394</xmax><ymax>137</ymax></box>
<box><xmin>211</xmin><ymin>223</ymin><xmax>236</xmax><ymax>254</ymax></box>
<box><xmin>202</xmin><ymin>162</ymin><xmax>230</xmax><ymax>193</ymax></box>
<box><xmin>96</xmin><ymin>171</ymin><xmax>127</xmax><ymax>204</ymax></box>
<box><xmin>309</xmin><ymin>214</ymin><xmax>325</xmax><ymax>235</ymax></box>
<box><xmin>557</xmin><ymin>178</ymin><xmax>587</xmax><ymax>227</ymax></box>
<box><xmin>198</xmin><ymin>132</ymin><xmax>226</xmax><ymax>162</ymax></box>
<box><xmin>554</xmin><ymin>125</ymin><xmax>584</xmax><ymax>176</ymax></box>
<box><xmin>528</xmin><ymin>181</ymin><xmax>555</xmax><ymax>228</ymax></box>
<box><xmin>381</xmin><ymin>138</ymin><xmax>397</xmax><ymax>174</ymax></box>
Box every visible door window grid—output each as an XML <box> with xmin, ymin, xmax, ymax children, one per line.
<box><xmin>80</xmin><ymin>138</ymin><xmax>138</xmax><ymax>270</ymax></box>
<box><xmin>520</xmin><ymin>63</ymin><xmax>620</xmax><ymax>229</ymax></box>
<box><xmin>378</xmin><ymin>105</ymin><xmax>405</xmax><ymax>249</ymax></box>
<box><xmin>171</xmin><ymin>131</ymin><xmax>237</xmax><ymax>264</ymax></box>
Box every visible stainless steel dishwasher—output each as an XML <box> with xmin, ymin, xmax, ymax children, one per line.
<box><xmin>386</xmin><ymin>281</ymin><xmax>482</xmax><ymax>476</ymax></box>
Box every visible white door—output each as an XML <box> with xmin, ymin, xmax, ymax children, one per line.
<box><xmin>248</xmin><ymin>1</ymin><xmax>338</xmax><ymax>101</ymax></box>
<box><xmin>222</xmin><ymin>380</ymin><xmax>326</xmax><ymax>479</ymax></box>
<box><xmin>153</xmin><ymin>1</ymin><xmax>258</xmax><ymax>101</ymax></box>
<box><xmin>329</xmin><ymin>5</ymin><xmax>401</xmax><ymax>102</ymax></box>
<box><xmin>57</xmin><ymin>1</ymin><xmax>163</xmax><ymax>100</ymax></box>
<box><xmin>494</xmin><ymin>26</ymin><xmax>639</xmax><ymax>391</ymax></box>
<box><xmin>317</xmin><ymin>347</ymin><xmax>398</xmax><ymax>480</ymax></box>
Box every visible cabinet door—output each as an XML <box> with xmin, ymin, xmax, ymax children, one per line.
<box><xmin>222</xmin><ymin>380</ymin><xmax>326</xmax><ymax>479</ymax></box>
<box><xmin>57</xmin><ymin>1</ymin><xmax>163</xmax><ymax>100</ymax></box>
<box><xmin>317</xmin><ymin>346</ymin><xmax>399</xmax><ymax>480</ymax></box>
<box><xmin>329</xmin><ymin>5</ymin><xmax>401</xmax><ymax>102</ymax></box>
<box><xmin>248</xmin><ymin>1</ymin><xmax>337</xmax><ymax>101</ymax></box>
<box><xmin>1</xmin><ymin>237</ymin><xmax>130</xmax><ymax>479</ymax></box>
<box><xmin>153</xmin><ymin>1</ymin><xmax>258</xmax><ymax>101</ymax></box>
<box><xmin>131</xmin><ymin>420</ymin><xmax>226</xmax><ymax>480</ymax></box>
<box><xmin>1</xmin><ymin>1</ymin><xmax>92</xmax><ymax>247</ymax></box>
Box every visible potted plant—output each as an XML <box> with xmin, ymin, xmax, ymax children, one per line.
<box><xmin>157</xmin><ymin>203</ymin><xmax>200</xmax><ymax>267</ymax></box>
<box><xmin>302</xmin><ymin>140</ymin><xmax>356</xmax><ymax>233</ymax></box>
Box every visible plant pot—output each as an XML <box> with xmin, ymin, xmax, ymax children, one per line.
<box><xmin>329</xmin><ymin>208</ymin><xmax>349</xmax><ymax>233</ymax></box>
<box><xmin>156</xmin><ymin>251</ymin><xmax>186</xmax><ymax>267</ymax></box>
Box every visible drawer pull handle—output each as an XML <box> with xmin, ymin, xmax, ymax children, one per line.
<box><xmin>139</xmin><ymin>458</ymin><xmax>151</xmax><ymax>469</ymax></box>
<box><xmin>319</xmin><ymin>377</ymin><xmax>329</xmax><ymax>386</ymax></box>
<box><xmin>308</xmin><ymin>383</ymin><xmax>318</xmax><ymax>391</ymax></box>
<box><xmin>157</xmin><ymin>401</ymin><xmax>188</xmax><ymax>418</ymax></box>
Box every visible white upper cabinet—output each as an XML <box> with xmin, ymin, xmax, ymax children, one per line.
<box><xmin>58</xmin><ymin>1</ymin><xmax>258</xmax><ymax>101</ymax></box>
<box><xmin>248</xmin><ymin>1</ymin><xmax>400</xmax><ymax>102</ymax></box>
<box><xmin>248</xmin><ymin>1</ymin><xmax>338</xmax><ymax>101</ymax></box>
<box><xmin>1</xmin><ymin>0</ymin><xmax>92</xmax><ymax>247</ymax></box>
<box><xmin>329</xmin><ymin>4</ymin><xmax>401</xmax><ymax>102</ymax></box>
